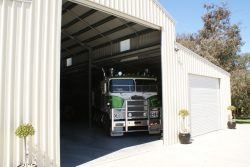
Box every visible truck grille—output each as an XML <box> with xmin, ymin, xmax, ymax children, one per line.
<box><xmin>126</xmin><ymin>100</ymin><xmax>148</xmax><ymax>119</ymax></box>
<box><xmin>127</xmin><ymin>101</ymin><xmax>145</xmax><ymax>106</ymax></box>
<box><xmin>128</xmin><ymin>107</ymin><xmax>145</xmax><ymax>111</ymax></box>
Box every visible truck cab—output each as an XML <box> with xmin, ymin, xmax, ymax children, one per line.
<box><xmin>98</xmin><ymin>70</ymin><xmax>161</xmax><ymax>136</ymax></box>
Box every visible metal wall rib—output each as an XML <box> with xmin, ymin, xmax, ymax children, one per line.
<box><xmin>61</xmin><ymin>31</ymin><xmax>161</xmax><ymax>65</ymax></box>
<box><xmin>175</xmin><ymin>43</ymin><xmax>231</xmax><ymax>134</ymax></box>
<box><xmin>0</xmin><ymin>0</ymin><xmax>61</xmax><ymax>167</ymax></box>
<box><xmin>72</xmin><ymin>0</ymin><xmax>175</xmax><ymax>29</ymax></box>
<box><xmin>0</xmin><ymin>0</ymin><xmax>231</xmax><ymax>166</ymax></box>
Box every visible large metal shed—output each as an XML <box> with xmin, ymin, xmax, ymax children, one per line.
<box><xmin>0</xmin><ymin>0</ymin><xmax>231</xmax><ymax>167</ymax></box>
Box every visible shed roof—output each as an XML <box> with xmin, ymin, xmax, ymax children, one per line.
<box><xmin>71</xmin><ymin>0</ymin><xmax>175</xmax><ymax>29</ymax></box>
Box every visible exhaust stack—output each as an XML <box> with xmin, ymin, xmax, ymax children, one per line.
<box><xmin>110</xmin><ymin>68</ymin><xmax>114</xmax><ymax>77</ymax></box>
<box><xmin>102</xmin><ymin>68</ymin><xmax>106</xmax><ymax>78</ymax></box>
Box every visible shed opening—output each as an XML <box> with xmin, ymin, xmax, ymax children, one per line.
<box><xmin>60</xmin><ymin>1</ymin><xmax>163</xmax><ymax>166</ymax></box>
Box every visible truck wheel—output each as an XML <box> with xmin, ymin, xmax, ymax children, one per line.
<box><xmin>98</xmin><ymin>113</ymin><xmax>104</xmax><ymax>127</ymax></box>
<box><xmin>104</xmin><ymin>114</ymin><xmax>111</xmax><ymax>135</ymax></box>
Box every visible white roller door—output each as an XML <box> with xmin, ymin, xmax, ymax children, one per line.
<box><xmin>189</xmin><ymin>75</ymin><xmax>220</xmax><ymax>137</ymax></box>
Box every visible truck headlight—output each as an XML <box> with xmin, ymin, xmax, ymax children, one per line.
<box><xmin>150</xmin><ymin>110</ymin><xmax>159</xmax><ymax>118</ymax></box>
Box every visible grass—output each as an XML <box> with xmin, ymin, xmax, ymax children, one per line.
<box><xmin>236</xmin><ymin>118</ymin><xmax>250</xmax><ymax>124</ymax></box>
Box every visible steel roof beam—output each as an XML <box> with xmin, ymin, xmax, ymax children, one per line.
<box><xmin>94</xmin><ymin>28</ymin><xmax>156</xmax><ymax>50</ymax></box>
<box><xmin>65</xmin><ymin>9</ymin><xmax>113</xmax><ymax>42</ymax></box>
<box><xmin>83</xmin><ymin>22</ymin><xmax>136</xmax><ymax>44</ymax></box>
<box><xmin>62</xmin><ymin>30</ymin><xmax>92</xmax><ymax>51</ymax></box>
<box><xmin>73</xmin><ymin>16</ymin><xmax>116</xmax><ymax>37</ymax></box>
<box><xmin>61</xmin><ymin>46</ymin><xmax>77</xmax><ymax>58</ymax></box>
<box><xmin>66</xmin><ymin>28</ymin><xmax>156</xmax><ymax>52</ymax></box>
<box><xmin>65</xmin><ymin>49</ymin><xmax>88</xmax><ymax>57</ymax></box>
<box><xmin>62</xmin><ymin>15</ymin><xmax>116</xmax><ymax>43</ymax></box>
<box><xmin>61</xmin><ymin>44</ymin><xmax>160</xmax><ymax>66</ymax></box>
<box><xmin>62</xmin><ymin>2</ymin><xmax>77</xmax><ymax>15</ymax></box>
<box><xmin>94</xmin><ymin>45</ymin><xmax>160</xmax><ymax>63</ymax></box>
<box><xmin>117</xmin><ymin>18</ymin><xmax>139</xmax><ymax>37</ymax></box>
<box><xmin>62</xmin><ymin>9</ymin><xmax>97</xmax><ymax>29</ymax></box>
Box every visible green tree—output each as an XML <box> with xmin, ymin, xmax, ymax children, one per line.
<box><xmin>177</xmin><ymin>34</ymin><xmax>198</xmax><ymax>53</ymax></box>
<box><xmin>177</xmin><ymin>3</ymin><xmax>250</xmax><ymax>117</ymax></box>
<box><xmin>231</xmin><ymin>68</ymin><xmax>250</xmax><ymax>116</ymax></box>
<box><xmin>231</xmin><ymin>53</ymin><xmax>250</xmax><ymax>117</ymax></box>
<box><xmin>235</xmin><ymin>53</ymin><xmax>250</xmax><ymax>70</ymax></box>
<box><xmin>177</xmin><ymin>3</ymin><xmax>243</xmax><ymax>72</ymax></box>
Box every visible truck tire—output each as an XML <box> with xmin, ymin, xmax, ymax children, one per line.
<box><xmin>103</xmin><ymin>114</ymin><xmax>111</xmax><ymax>135</ymax></box>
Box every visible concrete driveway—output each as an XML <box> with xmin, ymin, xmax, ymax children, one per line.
<box><xmin>61</xmin><ymin>122</ymin><xmax>160</xmax><ymax>167</ymax></box>
<box><xmin>77</xmin><ymin>124</ymin><xmax>250</xmax><ymax>167</ymax></box>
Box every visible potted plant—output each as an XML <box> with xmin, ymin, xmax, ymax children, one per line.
<box><xmin>227</xmin><ymin>105</ymin><xmax>237</xmax><ymax>129</ymax></box>
<box><xmin>178</xmin><ymin>109</ymin><xmax>191</xmax><ymax>144</ymax></box>
<box><xmin>15</xmin><ymin>123</ymin><xmax>37</xmax><ymax>167</ymax></box>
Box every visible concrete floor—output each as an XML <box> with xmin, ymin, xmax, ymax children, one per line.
<box><xmin>74</xmin><ymin>124</ymin><xmax>250</xmax><ymax>167</ymax></box>
<box><xmin>60</xmin><ymin>121</ymin><xmax>161</xmax><ymax>167</ymax></box>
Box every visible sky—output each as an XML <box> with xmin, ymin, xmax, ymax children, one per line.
<box><xmin>159</xmin><ymin>0</ymin><xmax>250</xmax><ymax>54</ymax></box>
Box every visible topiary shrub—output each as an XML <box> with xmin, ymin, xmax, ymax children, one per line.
<box><xmin>227</xmin><ymin>105</ymin><xmax>237</xmax><ymax>120</ymax></box>
<box><xmin>227</xmin><ymin>105</ymin><xmax>236</xmax><ymax>112</ymax></box>
<box><xmin>178</xmin><ymin>109</ymin><xmax>190</xmax><ymax>133</ymax></box>
<box><xmin>15</xmin><ymin>124</ymin><xmax>35</xmax><ymax>166</ymax></box>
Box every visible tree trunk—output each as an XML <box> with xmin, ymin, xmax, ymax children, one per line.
<box><xmin>182</xmin><ymin>117</ymin><xmax>185</xmax><ymax>132</ymax></box>
<box><xmin>24</xmin><ymin>137</ymin><xmax>28</xmax><ymax>166</ymax></box>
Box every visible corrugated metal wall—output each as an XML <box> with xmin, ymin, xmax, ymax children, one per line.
<box><xmin>0</xmin><ymin>0</ymin><xmax>231</xmax><ymax>166</ymax></box>
<box><xmin>61</xmin><ymin>30</ymin><xmax>161</xmax><ymax>67</ymax></box>
<box><xmin>93</xmin><ymin>30</ymin><xmax>161</xmax><ymax>58</ymax></box>
<box><xmin>0</xmin><ymin>0</ymin><xmax>61</xmax><ymax>167</ymax></box>
<box><xmin>72</xmin><ymin>0</ymin><xmax>175</xmax><ymax>30</ymax></box>
<box><xmin>175</xmin><ymin>43</ymin><xmax>231</xmax><ymax>131</ymax></box>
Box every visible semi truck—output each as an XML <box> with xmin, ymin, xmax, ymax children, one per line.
<box><xmin>93</xmin><ymin>68</ymin><xmax>162</xmax><ymax>136</ymax></box>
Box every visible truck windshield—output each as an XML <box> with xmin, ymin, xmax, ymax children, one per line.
<box><xmin>135</xmin><ymin>79</ymin><xmax>157</xmax><ymax>92</ymax></box>
<box><xmin>110</xmin><ymin>79</ymin><xmax>135</xmax><ymax>92</ymax></box>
